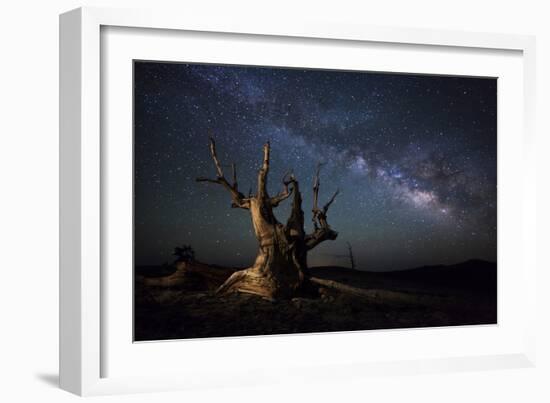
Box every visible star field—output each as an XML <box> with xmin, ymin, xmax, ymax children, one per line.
<box><xmin>134</xmin><ymin>61</ymin><xmax>497</xmax><ymax>271</ymax></box>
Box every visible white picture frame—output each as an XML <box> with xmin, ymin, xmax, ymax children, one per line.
<box><xmin>59</xmin><ymin>6</ymin><xmax>537</xmax><ymax>396</ymax></box>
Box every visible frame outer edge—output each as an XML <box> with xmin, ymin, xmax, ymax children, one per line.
<box><xmin>81</xmin><ymin>6</ymin><xmax>102</xmax><ymax>395</ymax></box>
<box><xmin>59</xmin><ymin>7</ymin><xmax>83</xmax><ymax>396</ymax></box>
<box><xmin>59</xmin><ymin>6</ymin><xmax>537</xmax><ymax>395</ymax></box>
<box><xmin>522</xmin><ymin>36</ymin><xmax>537</xmax><ymax>366</ymax></box>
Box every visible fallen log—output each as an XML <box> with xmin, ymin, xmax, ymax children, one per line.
<box><xmin>141</xmin><ymin>261</ymin><xmax>237</xmax><ymax>291</ymax></box>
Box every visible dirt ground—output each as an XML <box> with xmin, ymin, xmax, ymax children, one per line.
<box><xmin>134</xmin><ymin>260</ymin><xmax>496</xmax><ymax>341</ymax></box>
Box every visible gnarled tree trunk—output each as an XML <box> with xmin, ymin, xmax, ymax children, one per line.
<box><xmin>197</xmin><ymin>139</ymin><xmax>339</xmax><ymax>300</ymax></box>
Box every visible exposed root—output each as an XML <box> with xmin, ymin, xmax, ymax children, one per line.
<box><xmin>216</xmin><ymin>268</ymin><xmax>290</xmax><ymax>300</ymax></box>
<box><xmin>143</xmin><ymin>261</ymin><xmax>235</xmax><ymax>290</ymax></box>
<box><xmin>310</xmin><ymin>277</ymin><xmax>441</xmax><ymax>305</ymax></box>
<box><xmin>310</xmin><ymin>277</ymin><xmax>376</xmax><ymax>300</ymax></box>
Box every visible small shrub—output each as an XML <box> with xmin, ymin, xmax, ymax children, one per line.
<box><xmin>173</xmin><ymin>244</ymin><xmax>196</xmax><ymax>263</ymax></box>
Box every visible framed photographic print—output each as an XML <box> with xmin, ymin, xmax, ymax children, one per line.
<box><xmin>60</xmin><ymin>7</ymin><xmax>537</xmax><ymax>396</ymax></box>
<box><xmin>133</xmin><ymin>61</ymin><xmax>498</xmax><ymax>341</ymax></box>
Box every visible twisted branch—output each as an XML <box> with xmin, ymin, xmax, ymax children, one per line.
<box><xmin>196</xmin><ymin>137</ymin><xmax>250</xmax><ymax>209</ymax></box>
<box><xmin>257</xmin><ymin>141</ymin><xmax>271</xmax><ymax>199</ymax></box>
<box><xmin>307</xmin><ymin>163</ymin><xmax>339</xmax><ymax>250</ymax></box>
<box><xmin>270</xmin><ymin>170</ymin><xmax>295</xmax><ymax>207</ymax></box>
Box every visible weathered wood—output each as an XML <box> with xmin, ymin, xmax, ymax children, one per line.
<box><xmin>142</xmin><ymin>261</ymin><xmax>236</xmax><ymax>290</ymax></box>
<box><xmin>196</xmin><ymin>137</ymin><xmax>250</xmax><ymax>209</ymax></box>
<box><xmin>310</xmin><ymin>276</ymin><xmax>459</xmax><ymax>306</ymax></box>
<box><xmin>347</xmin><ymin>242</ymin><xmax>356</xmax><ymax>270</ymax></box>
<box><xmin>196</xmin><ymin>139</ymin><xmax>340</xmax><ymax>299</ymax></box>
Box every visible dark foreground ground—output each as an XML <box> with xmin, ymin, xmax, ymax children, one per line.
<box><xmin>134</xmin><ymin>259</ymin><xmax>496</xmax><ymax>341</ymax></box>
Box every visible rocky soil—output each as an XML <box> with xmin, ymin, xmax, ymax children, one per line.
<box><xmin>134</xmin><ymin>260</ymin><xmax>496</xmax><ymax>341</ymax></box>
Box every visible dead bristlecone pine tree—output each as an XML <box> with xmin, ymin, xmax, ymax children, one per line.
<box><xmin>197</xmin><ymin>138</ymin><xmax>340</xmax><ymax>300</ymax></box>
<box><xmin>347</xmin><ymin>242</ymin><xmax>356</xmax><ymax>270</ymax></box>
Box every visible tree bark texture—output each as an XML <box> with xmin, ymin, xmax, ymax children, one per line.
<box><xmin>197</xmin><ymin>138</ymin><xmax>339</xmax><ymax>300</ymax></box>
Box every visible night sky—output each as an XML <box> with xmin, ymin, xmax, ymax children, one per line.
<box><xmin>134</xmin><ymin>61</ymin><xmax>497</xmax><ymax>271</ymax></box>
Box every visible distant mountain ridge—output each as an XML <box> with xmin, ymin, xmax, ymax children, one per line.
<box><xmin>311</xmin><ymin>258</ymin><xmax>495</xmax><ymax>273</ymax></box>
<box><xmin>383</xmin><ymin>259</ymin><xmax>496</xmax><ymax>292</ymax></box>
<box><xmin>389</xmin><ymin>258</ymin><xmax>495</xmax><ymax>273</ymax></box>
<box><xmin>309</xmin><ymin>259</ymin><xmax>496</xmax><ymax>294</ymax></box>
<box><xmin>136</xmin><ymin>259</ymin><xmax>496</xmax><ymax>295</ymax></box>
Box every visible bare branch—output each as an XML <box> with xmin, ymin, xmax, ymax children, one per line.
<box><xmin>307</xmin><ymin>163</ymin><xmax>339</xmax><ymax>249</ymax></box>
<box><xmin>231</xmin><ymin>163</ymin><xmax>237</xmax><ymax>188</ymax></box>
<box><xmin>270</xmin><ymin>171</ymin><xmax>295</xmax><ymax>207</ymax></box>
<box><xmin>323</xmin><ymin>188</ymin><xmax>340</xmax><ymax>214</ymax></box>
<box><xmin>305</xmin><ymin>226</ymin><xmax>338</xmax><ymax>250</ymax></box>
<box><xmin>312</xmin><ymin>163</ymin><xmax>324</xmax><ymax>213</ymax></box>
<box><xmin>282</xmin><ymin>170</ymin><xmax>294</xmax><ymax>184</ymax></box>
<box><xmin>262</xmin><ymin>141</ymin><xmax>270</xmax><ymax>171</ymax></box>
<box><xmin>196</xmin><ymin>137</ymin><xmax>249</xmax><ymax>209</ymax></box>
<box><xmin>270</xmin><ymin>192</ymin><xmax>291</xmax><ymax>207</ymax></box>
<box><xmin>257</xmin><ymin>141</ymin><xmax>271</xmax><ymax>199</ymax></box>
<box><xmin>311</xmin><ymin>163</ymin><xmax>327</xmax><ymax>227</ymax></box>
<box><xmin>347</xmin><ymin>242</ymin><xmax>356</xmax><ymax>270</ymax></box>
<box><xmin>208</xmin><ymin>137</ymin><xmax>224</xmax><ymax>178</ymax></box>
<box><xmin>285</xmin><ymin>178</ymin><xmax>305</xmax><ymax>238</ymax></box>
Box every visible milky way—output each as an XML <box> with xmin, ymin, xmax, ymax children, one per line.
<box><xmin>134</xmin><ymin>62</ymin><xmax>496</xmax><ymax>271</ymax></box>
